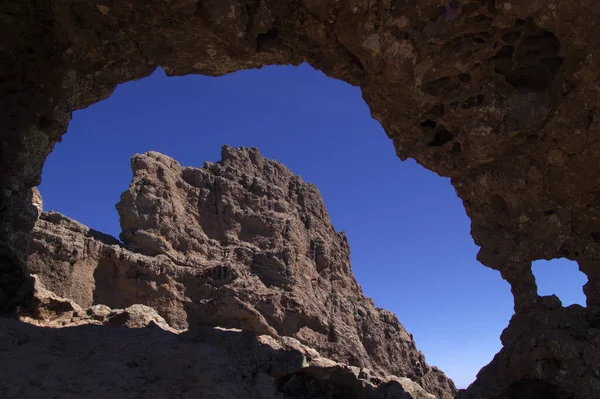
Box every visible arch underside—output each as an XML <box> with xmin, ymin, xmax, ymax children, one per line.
<box><xmin>2</xmin><ymin>1</ymin><xmax>600</xmax><ymax>397</ymax></box>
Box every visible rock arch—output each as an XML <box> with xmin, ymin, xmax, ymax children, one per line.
<box><xmin>2</xmin><ymin>1</ymin><xmax>600</xmax><ymax>397</ymax></box>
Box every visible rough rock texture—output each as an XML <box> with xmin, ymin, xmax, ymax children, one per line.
<box><xmin>3</xmin><ymin>283</ymin><xmax>435</xmax><ymax>399</ymax></box>
<box><xmin>28</xmin><ymin>147</ymin><xmax>455</xmax><ymax>399</ymax></box>
<box><xmin>4</xmin><ymin>1</ymin><xmax>600</xmax><ymax>397</ymax></box>
<box><xmin>21</xmin><ymin>274</ymin><xmax>178</xmax><ymax>333</ymax></box>
<box><xmin>457</xmin><ymin>300</ymin><xmax>600</xmax><ymax>399</ymax></box>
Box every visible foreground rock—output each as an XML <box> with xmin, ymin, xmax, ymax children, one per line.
<box><xmin>4</xmin><ymin>2</ymin><xmax>600</xmax><ymax>398</ymax></box>
<box><xmin>5</xmin><ymin>281</ymin><xmax>434</xmax><ymax>399</ymax></box>
<box><xmin>28</xmin><ymin>147</ymin><xmax>454</xmax><ymax>399</ymax></box>
<box><xmin>457</xmin><ymin>301</ymin><xmax>600</xmax><ymax>399</ymax></box>
<box><xmin>21</xmin><ymin>274</ymin><xmax>178</xmax><ymax>332</ymax></box>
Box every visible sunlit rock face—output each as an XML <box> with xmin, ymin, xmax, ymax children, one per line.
<box><xmin>28</xmin><ymin>147</ymin><xmax>456</xmax><ymax>399</ymax></box>
<box><xmin>3</xmin><ymin>1</ymin><xmax>600</xmax><ymax>397</ymax></box>
<box><xmin>7</xmin><ymin>276</ymin><xmax>437</xmax><ymax>399</ymax></box>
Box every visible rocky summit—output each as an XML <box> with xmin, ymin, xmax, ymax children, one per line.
<box><xmin>25</xmin><ymin>146</ymin><xmax>455</xmax><ymax>399</ymax></box>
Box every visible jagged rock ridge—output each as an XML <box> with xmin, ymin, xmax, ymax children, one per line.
<box><xmin>28</xmin><ymin>146</ymin><xmax>455</xmax><ymax>399</ymax></box>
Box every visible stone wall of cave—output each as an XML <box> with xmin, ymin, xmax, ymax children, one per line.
<box><xmin>2</xmin><ymin>1</ymin><xmax>600</xmax><ymax>398</ymax></box>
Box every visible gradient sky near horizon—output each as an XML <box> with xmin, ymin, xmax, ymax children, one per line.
<box><xmin>39</xmin><ymin>63</ymin><xmax>587</xmax><ymax>389</ymax></box>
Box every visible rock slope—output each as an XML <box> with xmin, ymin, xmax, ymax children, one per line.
<box><xmin>28</xmin><ymin>146</ymin><xmax>455</xmax><ymax>399</ymax></box>
<box><xmin>6</xmin><ymin>276</ymin><xmax>434</xmax><ymax>399</ymax></box>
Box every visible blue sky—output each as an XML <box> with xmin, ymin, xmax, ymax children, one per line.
<box><xmin>39</xmin><ymin>63</ymin><xmax>587</xmax><ymax>389</ymax></box>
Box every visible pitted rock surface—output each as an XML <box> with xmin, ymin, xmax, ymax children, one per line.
<box><xmin>4</xmin><ymin>1</ymin><xmax>600</xmax><ymax>397</ymax></box>
<box><xmin>28</xmin><ymin>147</ymin><xmax>455</xmax><ymax>399</ymax></box>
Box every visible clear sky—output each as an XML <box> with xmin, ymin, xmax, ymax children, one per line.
<box><xmin>39</xmin><ymin>63</ymin><xmax>587</xmax><ymax>389</ymax></box>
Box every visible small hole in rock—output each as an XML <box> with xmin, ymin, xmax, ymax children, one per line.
<box><xmin>420</xmin><ymin>119</ymin><xmax>437</xmax><ymax>138</ymax></box>
<box><xmin>519</xmin><ymin>31</ymin><xmax>560</xmax><ymax>55</ymax></box>
<box><xmin>495</xmin><ymin>45</ymin><xmax>515</xmax><ymax>59</ymax></box>
<box><xmin>427</xmin><ymin>126</ymin><xmax>454</xmax><ymax>147</ymax></box>
<box><xmin>490</xmin><ymin>195</ymin><xmax>507</xmax><ymax>213</ymax></box>
<box><xmin>532</xmin><ymin>259</ymin><xmax>587</xmax><ymax>306</ymax></box>
<box><xmin>539</xmin><ymin>56</ymin><xmax>563</xmax><ymax>73</ymax></box>
<box><xmin>450</xmin><ymin>142</ymin><xmax>462</xmax><ymax>154</ymax></box>
<box><xmin>506</xmin><ymin>67</ymin><xmax>552</xmax><ymax>93</ymax></box>
<box><xmin>256</xmin><ymin>27</ymin><xmax>279</xmax><ymax>51</ymax></box>
<box><xmin>420</xmin><ymin>119</ymin><xmax>437</xmax><ymax>129</ymax></box>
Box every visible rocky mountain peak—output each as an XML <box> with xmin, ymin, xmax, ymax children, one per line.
<box><xmin>28</xmin><ymin>147</ymin><xmax>455</xmax><ymax>399</ymax></box>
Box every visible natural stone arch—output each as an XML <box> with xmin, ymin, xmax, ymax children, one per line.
<box><xmin>532</xmin><ymin>259</ymin><xmax>587</xmax><ymax>306</ymax></box>
<box><xmin>3</xmin><ymin>1</ymin><xmax>600</xmax><ymax>398</ymax></box>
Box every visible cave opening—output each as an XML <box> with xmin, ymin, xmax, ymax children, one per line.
<box><xmin>36</xmin><ymin>63</ymin><xmax>513</xmax><ymax>389</ymax></box>
<box><xmin>532</xmin><ymin>259</ymin><xmax>588</xmax><ymax>307</ymax></box>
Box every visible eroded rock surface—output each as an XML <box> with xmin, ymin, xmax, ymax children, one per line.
<box><xmin>4</xmin><ymin>281</ymin><xmax>435</xmax><ymax>399</ymax></box>
<box><xmin>28</xmin><ymin>147</ymin><xmax>455</xmax><ymax>399</ymax></box>
<box><xmin>20</xmin><ymin>274</ymin><xmax>178</xmax><ymax>333</ymax></box>
<box><xmin>457</xmin><ymin>302</ymin><xmax>600</xmax><ymax>399</ymax></box>
<box><xmin>3</xmin><ymin>0</ymin><xmax>600</xmax><ymax>313</ymax></box>
<box><xmin>4</xmin><ymin>1</ymin><xmax>600</xmax><ymax>398</ymax></box>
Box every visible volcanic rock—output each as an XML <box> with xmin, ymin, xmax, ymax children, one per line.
<box><xmin>4</xmin><ymin>285</ymin><xmax>435</xmax><ymax>399</ymax></box>
<box><xmin>5</xmin><ymin>2</ymin><xmax>600</xmax><ymax>397</ymax></box>
<box><xmin>28</xmin><ymin>146</ymin><xmax>455</xmax><ymax>399</ymax></box>
<box><xmin>456</xmin><ymin>302</ymin><xmax>600</xmax><ymax>399</ymax></box>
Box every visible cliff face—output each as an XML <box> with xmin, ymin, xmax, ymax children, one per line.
<box><xmin>27</xmin><ymin>146</ymin><xmax>455</xmax><ymax>399</ymax></box>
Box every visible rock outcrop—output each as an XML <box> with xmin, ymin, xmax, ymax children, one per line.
<box><xmin>21</xmin><ymin>274</ymin><xmax>178</xmax><ymax>332</ymax></box>
<box><xmin>5</xmin><ymin>278</ymin><xmax>435</xmax><ymax>399</ymax></box>
<box><xmin>28</xmin><ymin>147</ymin><xmax>455</xmax><ymax>399</ymax></box>
<box><xmin>456</xmin><ymin>301</ymin><xmax>600</xmax><ymax>399</ymax></box>
<box><xmin>4</xmin><ymin>2</ymin><xmax>600</xmax><ymax>397</ymax></box>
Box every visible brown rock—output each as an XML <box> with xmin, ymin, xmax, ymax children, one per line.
<box><xmin>5</xmin><ymin>282</ymin><xmax>434</xmax><ymax>399</ymax></box>
<box><xmin>28</xmin><ymin>147</ymin><xmax>455</xmax><ymax>399</ymax></box>
<box><xmin>20</xmin><ymin>275</ymin><xmax>178</xmax><ymax>333</ymax></box>
<box><xmin>0</xmin><ymin>317</ymin><xmax>438</xmax><ymax>398</ymax></box>
<box><xmin>23</xmin><ymin>274</ymin><xmax>84</xmax><ymax>326</ymax></box>
<box><xmin>457</xmin><ymin>304</ymin><xmax>600</xmax><ymax>399</ymax></box>
<box><xmin>4</xmin><ymin>1</ymin><xmax>600</xmax><ymax>397</ymax></box>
